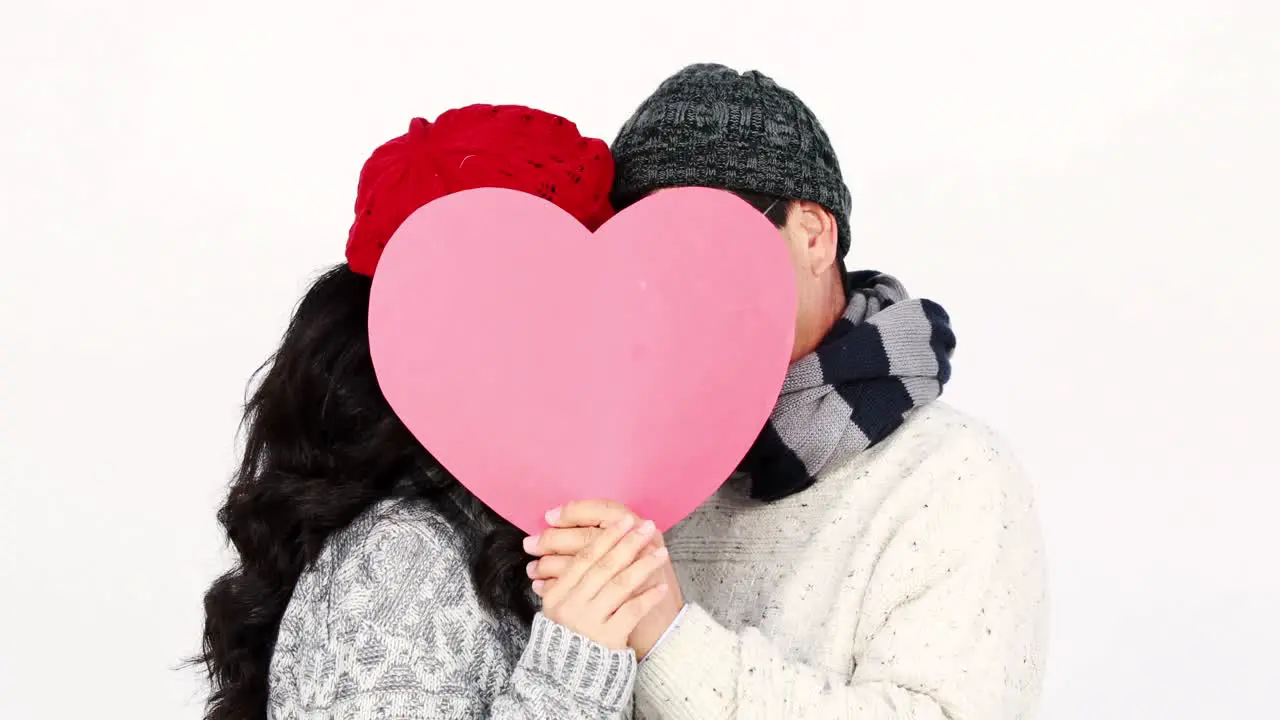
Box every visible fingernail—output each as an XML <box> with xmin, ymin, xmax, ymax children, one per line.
<box><xmin>525</xmin><ymin>561</ymin><xmax>537</xmax><ymax>578</ymax></box>
<box><xmin>653</xmin><ymin>546</ymin><xmax>669</xmax><ymax>560</ymax></box>
<box><xmin>522</xmin><ymin>535</ymin><xmax>539</xmax><ymax>553</ymax></box>
<box><xmin>544</xmin><ymin>507</ymin><xmax>561</xmax><ymax>524</ymax></box>
<box><xmin>614</xmin><ymin>514</ymin><xmax>635</xmax><ymax>530</ymax></box>
<box><xmin>636</xmin><ymin>519</ymin><xmax>655</xmax><ymax>536</ymax></box>
<box><xmin>531</xmin><ymin>580</ymin><xmax>545</xmax><ymax>595</ymax></box>
<box><xmin>656</xmin><ymin>583</ymin><xmax>669</xmax><ymax>595</ymax></box>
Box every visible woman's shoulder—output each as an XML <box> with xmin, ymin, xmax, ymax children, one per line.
<box><xmin>277</xmin><ymin>499</ymin><xmax>483</xmax><ymax>645</ymax></box>
<box><xmin>270</xmin><ymin>503</ymin><xmax>528</xmax><ymax>714</ymax></box>
<box><xmin>326</xmin><ymin>498</ymin><xmax>468</xmax><ymax>568</ymax></box>
<box><xmin>302</xmin><ymin>498</ymin><xmax>476</xmax><ymax>609</ymax></box>
<box><xmin>273</xmin><ymin>497</ymin><xmax>514</xmax><ymax>673</ymax></box>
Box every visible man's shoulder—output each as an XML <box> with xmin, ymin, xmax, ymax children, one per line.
<box><xmin>850</xmin><ymin>401</ymin><xmax>1032</xmax><ymax>507</ymax></box>
<box><xmin>884</xmin><ymin>401</ymin><xmax>1021</xmax><ymax>467</ymax></box>
<box><xmin>899</xmin><ymin>402</ymin><xmax>1040</xmax><ymax>527</ymax></box>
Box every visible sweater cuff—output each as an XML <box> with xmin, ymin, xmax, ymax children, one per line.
<box><xmin>640</xmin><ymin>603</ymin><xmax>689</xmax><ymax>664</ymax></box>
<box><xmin>635</xmin><ymin>604</ymin><xmax>738</xmax><ymax>719</ymax></box>
<box><xmin>522</xmin><ymin>612</ymin><xmax>637</xmax><ymax>712</ymax></box>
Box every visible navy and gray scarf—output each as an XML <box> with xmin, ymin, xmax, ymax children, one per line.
<box><xmin>741</xmin><ymin>270</ymin><xmax>956</xmax><ymax>501</ymax></box>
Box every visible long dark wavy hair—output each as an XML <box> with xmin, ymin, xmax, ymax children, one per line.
<box><xmin>195</xmin><ymin>264</ymin><xmax>533</xmax><ymax>720</ymax></box>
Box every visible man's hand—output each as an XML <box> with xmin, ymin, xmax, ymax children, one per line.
<box><xmin>525</xmin><ymin>499</ymin><xmax>686</xmax><ymax>659</ymax></box>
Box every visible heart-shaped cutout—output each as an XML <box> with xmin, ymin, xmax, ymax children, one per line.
<box><xmin>369</xmin><ymin>187</ymin><xmax>796</xmax><ymax>533</ymax></box>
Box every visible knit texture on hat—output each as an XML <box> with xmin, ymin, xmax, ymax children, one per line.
<box><xmin>346</xmin><ymin>105</ymin><xmax>615</xmax><ymax>276</ymax></box>
<box><xmin>611</xmin><ymin>64</ymin><xmax>853</xmax><ymax>259</ymax></box>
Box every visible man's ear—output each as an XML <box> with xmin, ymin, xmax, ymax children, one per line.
<box><xmin>793</xmin><ymin>201</ymin><xmax>839</xmax><ymax>276</ymax></box>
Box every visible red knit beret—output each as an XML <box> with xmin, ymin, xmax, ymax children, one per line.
<box><xmin>345</xmin><ymin>105</ymin><xmax>615</xmax><ymax>276</ymax></box>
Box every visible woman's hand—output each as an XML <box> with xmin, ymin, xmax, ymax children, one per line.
<box><xmin>533</xmin><ymin>511</ymin><xmax>672</xmax><ymax>650</ymax></box>
<box><xmin>526</xmin><ymin>500</ymin><xmax>686</xmax><ymax>659</ymax></box>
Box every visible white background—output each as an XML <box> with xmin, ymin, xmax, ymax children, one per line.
<box><xmin>2</xmin><ymin>1</ymin><xmax>1277</xmax><ymax>718</ymax></box>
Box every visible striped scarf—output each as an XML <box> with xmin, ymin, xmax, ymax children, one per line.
<box><xmin>741</xmin><ymin>270</ymin><xmax>956</xmax><ymax>501</ymax></box>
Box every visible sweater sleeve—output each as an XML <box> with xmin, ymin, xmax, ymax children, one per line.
<box><xmin>632</xmin><ymin>427</ymin><xmax>1047</xmax><ymax>720</ymax></box>
<box><xmin>268</xmin><ymin>510</ymin><xmax>636</xmax><ymax>719</ymax></box>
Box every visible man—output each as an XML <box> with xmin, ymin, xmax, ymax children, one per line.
<box><xmin>526</xmin><ymin>63</ymin><xmax>1048</xmax><ymax>719</ymax></box>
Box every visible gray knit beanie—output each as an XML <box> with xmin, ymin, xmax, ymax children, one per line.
<box><xmin>611</xmin><ymin>63</ymin><xmax>853</xmax><ymax>259</ymax></box>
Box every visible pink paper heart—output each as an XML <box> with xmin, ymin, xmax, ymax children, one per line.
<box><xmin>369</xmin><ymin>187</ymin><xmax>795</xmax><ymax>534</ymax></box>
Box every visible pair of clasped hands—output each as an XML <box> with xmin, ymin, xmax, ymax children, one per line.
<box><xmin>523</xmin><ymin>499</ymin><xmax>684</xmax><ymax>658</ymax></box>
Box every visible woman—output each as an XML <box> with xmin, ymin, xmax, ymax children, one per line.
<box><xmin>197</xmin><ymin>105</ymin><xmax>671</xmax><ymax>720</ymax></box>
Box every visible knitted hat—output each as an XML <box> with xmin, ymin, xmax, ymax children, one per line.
<box><xmin>611</xmin><ymin>64</ymin><xmax>853</xmax><ymax>259</ymax></box>
<box><xmin>346</xmin><ymin>105</ymin><xmax>615</xmax><ymax>276</ymax></box>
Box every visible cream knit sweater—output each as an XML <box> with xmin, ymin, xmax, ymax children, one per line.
<box><xmin>634</xmin><ymin>401</ymin><xmax>1048</xmax><ymax>719</ymax></box>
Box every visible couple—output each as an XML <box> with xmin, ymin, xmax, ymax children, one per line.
<box><xmin>199</xmin><ymin>64</ymin><xmax>1048</xmax><ymax>719</ymax></box>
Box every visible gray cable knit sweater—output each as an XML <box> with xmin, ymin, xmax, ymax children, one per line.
<box><xmin>267</xmin><ymin>498</ymin><xmax>636</xmax><ymax>719</ymax></box>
